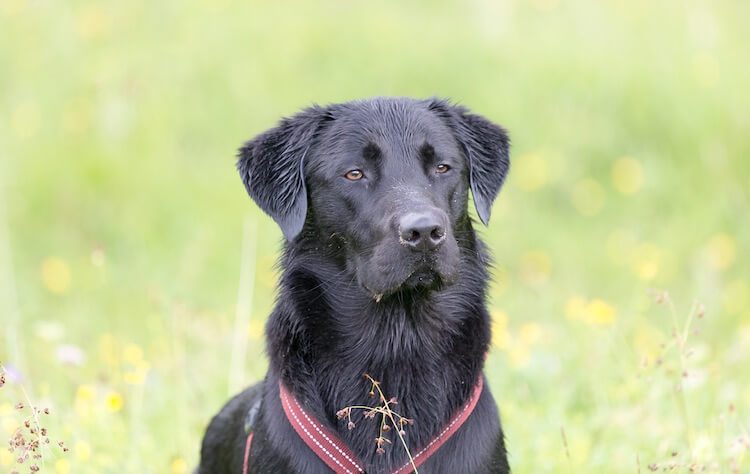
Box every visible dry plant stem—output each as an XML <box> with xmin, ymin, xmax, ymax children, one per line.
<box><xmin>560</xmin><ymin>426</ymin><xmax>572</xmax><ymax>473</ymax></box>
<box><xmin>364</xmin><ymin>374</ymin><xmax>418</xmax><ymax>474</ymax></box>
<box><xmin>663</xmin><ymin>294</ymin><xmax>694</xmax><ymax>452</ymax></box>
<box><xmin>1</xmin><ymin>363</ymin><xmax>51</xmax><ymax>469</ymax></box>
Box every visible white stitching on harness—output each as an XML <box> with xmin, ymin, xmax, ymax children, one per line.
<box><xmin>282</xmin><ymin>390</ymin><xmax>357</xmax><ymax>474</ymax></box>
<box><xmin>292</xmin><ymin>395</ymin><xmax>364</xmax><ymax>472</ymax></box>
<box><xmin>394</xmin><ymin>393</ymin><xmax>473</xmax><ymax>472</ymax></box>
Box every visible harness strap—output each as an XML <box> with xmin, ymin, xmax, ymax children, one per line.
<box><xmin>280</xmin><ymin>382</ymin><xmax>364</xmax><ymax>473</ymax></box>
<box><xmin>242</xmin><ymin>432</ymin><xmax>254</xmax><ymax>474</ymax></box>
<box><xmin>277</xmin><ymin>377</ymin><xmax>484</xmax><ymax>474</ymax></box>
<box><xmin>392</xmin><ymin>376</ymin><xmax>483</xmax><ymax>474</ymax></box>
<box><xmin>241</xmin><ymin>391</ymin><xmax>263</xmax><ymax>474</ymax></box>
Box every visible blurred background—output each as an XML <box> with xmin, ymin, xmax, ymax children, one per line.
<box><xmin>1</xmin><ymin>0</ymin><xmax>748</xmax><ymax>472</ymax></box>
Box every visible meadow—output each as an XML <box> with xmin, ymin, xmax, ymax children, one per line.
<box><xmin>1</xmin><ymin>0</ymin><xmax>749</xmax><ymax>472</ymax></box>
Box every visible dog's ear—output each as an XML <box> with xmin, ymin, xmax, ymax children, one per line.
<box><xmin>428</xmin><ymin>99</ymin><xmax>510</xmax><ymax>226</ymax></box>
<box><xmin>237</xmin><ymin>106</ymin><xmax>332</xmax><ymax>241</ymax></box>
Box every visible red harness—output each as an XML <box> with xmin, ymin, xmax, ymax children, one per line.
<box><xmin>242</xmin><ymin>378</ymin><xmax>484</xmax><ymax>473</ymax></box>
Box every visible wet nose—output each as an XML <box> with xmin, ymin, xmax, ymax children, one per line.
<box><xmin>398</xmin><ymin>211</ymin><xmax>446</xmax><ymax>251</ymax></box>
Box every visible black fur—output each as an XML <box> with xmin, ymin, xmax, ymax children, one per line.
<box><xmin>200</xmin><ymin>97</ymin><xmax>511</xmax><ymax>473</ymax></box>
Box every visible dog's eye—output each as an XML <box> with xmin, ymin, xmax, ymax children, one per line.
<box><xmin>344</xmin><ymin>169</ymin><xmax>364</xmax><ymax>181</ymax></box>
<box><xmin>436</xmin><ymin>164</ymin><xmax>451</xmax><ymax>174</ymax></box>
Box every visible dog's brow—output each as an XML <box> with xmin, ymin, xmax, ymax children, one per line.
<box><xmin>362</xmin><ymin>142</ymin><xmax>381</xmax><ymax>162</ymax></box>
<box><xmin>420</xmin><ymin>142</ymin><xmax>436</xmax><ymax>162</ymax></box>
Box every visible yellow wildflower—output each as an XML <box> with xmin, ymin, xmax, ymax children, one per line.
<box><xmin>633</xmin><ymin>324</ymin><xmax>662</xmax><ymax>367</ymax></box>
<box><xmin>567</xmin><ymin>297</ymin><xmax>616</xmax><ymax>326</ymax></box>
<box><xmin>565</xmin><ymin>297</ymin><xmax>588</xmax><ymax>321</ymax></box>
<box><xmin>104</xmin><ymin>391</ymin><xmax>124</xmax><ymax>413</ymax></box>
<box><xmin>1</xmin><ymin>449</ymin><xmax>13</xmax><ymax>467</ymax></box>
<box><xmin>611</xmin><ymin>157</ymin><xmax>644</xmax><ymax>194</ymax></box>
<box><xmin>567</xmin><ymin>432</ymin><xmax>592</xmax><ymax>466</ymax></box>
<box><xmin>171</xmin><ymin>457</ymin><xmax>188</xmax><ymax>474</ymax></box>
<box><xmin>586</xmin><ymin>299</ymin><xmax>616</xmax><ymax>326</ymax></box>
<box><xmin>1</xmin><ymin>418</ymin><xmax>18</xmax><ymax>436</ymax></box>
<box><xmin>506</xmin><ymin>343</ymin><xmax>531</xmax><ymax>368</ymax></box>
<box><xmin>76</xmin><ymin>440</ymin><xmax>92</xmax><ymax>461</ymax></box>
<box><xmin>0</xmin><ymin>0</ymin><xmax>26</xmax><ymax>16</ymax></box>
<box><xmin>705</xmin><ymin>233</ymin><xmax>736</xmax><ymax>270</ymax></box>
<box><xmin>76</xmin><ymin>5</ymin><xmax>110</xmax><ymax>39</ymax></box>
<box><xmin>507</xmin><ymin>322</ymin><xmax>544</xmax><ymax>368</ymax></box>
<box><xmin>632</xmin><ymin>243</ymin><xmax>660</xmax><ymax>281</ymax></box>
<box><xmin>99</xmin><ymin>333</ymin><xmax>119</xmax><ymax>369</ymax></box>
<box><xmin>41</xmin><ymin>257</ymin><xmax>71</xmax><ymax>294</ymax></box>
<box><xmin>124</xmin><ymin>362</ymin><xmax>150</xmax><ymax>385</ymax></box>
<box><xmin>75</xmin><ymin>385</ymin><xmax>95</xmax><ymax>418</ymax></box>
<box><xmin>76</xmin><ymin>384</ymin><xmax>96</xmax><ymax>403</ymax></box>
<box><xmin>519</xmin><ymin>323</ymin><xmax>542</xmax><ymax>345</ymax></box>
<box><xmin>247</xmin><ymin>319</ymin><xmax>264</xmax><ymax>340</ymax></box>
<box><xmin>55</xmin><ymin>459</ymin><xmax>71</xmax><ymax>474</ymax></box>
<box><xmin>491</xmin><ymin>310</ymin><xmax>510</xmax><ymax>350</ymax></box>
<box><xmin>123</xmin><ymin>343</ymin><xmax>144</xmax><ymax>365</ymax></box>
<box><xmin>515</xmin><ymin>152</ymin><xmax>549</xmax><ymax>192</ymax></box>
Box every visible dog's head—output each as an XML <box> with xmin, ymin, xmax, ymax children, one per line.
<box><xmin>238</xmin><ymin>98</ymin><xmax>510</xmax><ymax>299</ymax></box>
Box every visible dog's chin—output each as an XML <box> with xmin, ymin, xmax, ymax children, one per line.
<box><xmin>361</xmin><ymin>266</ymin><xmax>457</xmax><ymax>302</ymax></box>
<box><xmin>357</xmin><ymin>245</ymin><xmax>461</xmax><ymax>301</ymax></box>
<box><xmin>402</xmin><ymin>268</ymin><xmax>443</xmax><ymax>291</ymax></box>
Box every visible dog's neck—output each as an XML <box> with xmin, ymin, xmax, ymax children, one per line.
<box><xmin>266</xmin><ymin>228</ymin><xmax>491</xmax><ymax>470</ymax></box>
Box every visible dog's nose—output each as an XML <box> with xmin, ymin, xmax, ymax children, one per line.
<box><xmin>398</xmin><ymin>211</ymin><xmax>446</xmax><ymax>251</ymax></box>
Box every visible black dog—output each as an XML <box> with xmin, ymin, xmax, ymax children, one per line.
<box><xmin>199</xmin><ymin>97</ymin><xmax>511</xmax><ymax>473</ymax></box>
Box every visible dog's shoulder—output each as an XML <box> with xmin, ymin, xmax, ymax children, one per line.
<box><xmin>198</xmin><ymin>382</ymin><xmax>263</xmax><ymax>473</ymax></box>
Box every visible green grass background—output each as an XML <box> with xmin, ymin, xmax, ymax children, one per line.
<box><xmin>1</xmin><ymin>0</ymin><xmax>749</xmax><ymax>472</ymax></box>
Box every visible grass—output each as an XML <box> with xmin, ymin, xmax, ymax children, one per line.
<box><xmin>1</xmin><ymin>0</ymin><xmax>749</xmax><ymax>472</ymax></box>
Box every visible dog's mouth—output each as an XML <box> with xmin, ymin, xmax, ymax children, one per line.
<box><xmin>362</xmin><ymin>261</ymin><xmax>453</xmax><ymax>303</ymax></box>
<box><xmin>402</xmin><ymin>266</ymin><xmax>442</xmax><ymax>290</ymax></box>
<box><xmin>355</xmin><ymin>234</ymin><xmax>462</xmax><ymax>302</ymax></box>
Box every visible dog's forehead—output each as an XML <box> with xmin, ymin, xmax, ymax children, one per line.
<box><xmin>323</xmin><ymin>99</ymin><xmax>459</xmax><ymax>157</ymax></box>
